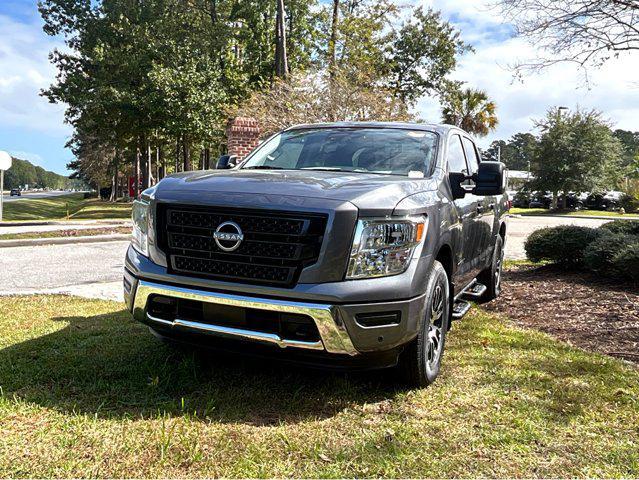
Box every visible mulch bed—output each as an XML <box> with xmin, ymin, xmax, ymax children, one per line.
<box><xmin>484</xmin><ymin>264</ymin><xmax>639</xmax><ymax>365</ymax></box>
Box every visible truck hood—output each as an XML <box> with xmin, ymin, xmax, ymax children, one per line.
<box><xmin>155</xmin><ymin>169</ymin><xmax>438</xmax><ymax>215</ymax></box>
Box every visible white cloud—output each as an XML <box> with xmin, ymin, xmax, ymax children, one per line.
<box><xmin>0</xmin><ymin>13</ymin><xmax>71</xmax><ymax>135</ymax></box>
<box><xmin>415</xmin><ymin>0</ymin><xmax>639</xmax><ymax>148</ymax></box>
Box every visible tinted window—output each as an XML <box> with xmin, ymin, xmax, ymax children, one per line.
<box><xmin>241</xmin><ymin>128</ymin><xmax>439</xmax><ymax>176</ymax></box>
<box><xmin>447</xmin><ymin>135</ymin><xmax>468</xmax><ymax>174</ymax></box>
<box><xmin>462</xmin><ymin>137</ymin><xmax>480</xmax><ymax>174</ymax></box>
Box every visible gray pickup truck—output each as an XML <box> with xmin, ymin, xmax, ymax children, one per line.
<box><xmin>124</xmin><ymin>122</ymin><xmax>508</xmax><ymax>387</ymax></box>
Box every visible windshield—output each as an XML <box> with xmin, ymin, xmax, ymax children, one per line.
<box><xmin>240</xmin><ymin>128</ymin><xmax>438</xmax><ymax>176</ymax></box>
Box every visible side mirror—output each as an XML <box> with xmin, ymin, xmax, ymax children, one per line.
<box><xmin>216</xmin><ymin>154</ymin><xmax>238</xmax><ymax>169</ymax></box>
<box><xmin>472</xmin><ymin>161</ymin><xmax>506</xmax><ymax>196</ymax></box>
<box><xmin>449</xmin><ymin>172</ymin><xmax>468</xmax><ymax>199</ymax></box>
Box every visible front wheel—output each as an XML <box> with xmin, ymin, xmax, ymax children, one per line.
<box><xmin>479</xmin><ymin>235</ymin><xmax>504</xmax><ymax>302</ymax></box>
<box><xmin>398</xmin><ymin>260</ymin><xmax>450</xmax><ymax>388</ymax></box>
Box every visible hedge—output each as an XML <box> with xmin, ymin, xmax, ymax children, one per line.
<box><xmin>524</xmin><ymin>226</ymin><xmax>604</xmax><ymax>265</ymax></box>
<box><xmin>583</xmin><ymin>233</ymin><xmax>637</xmax><ymax>274</ymax></box>
<box><xmin>599</xmin><ymin>220</ymin><xmax>639</xmax><ymax>236</ymax></box>
<box><xmin>612</xmin><ymin>242</ymin><xmax>639</xmax><ymax>281</ymax></box>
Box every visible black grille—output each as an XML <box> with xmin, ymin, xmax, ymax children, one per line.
<box><xmin>157</xmin><ymin>205</ymin><xmax>327</xmax><ymax>287</ymax></box>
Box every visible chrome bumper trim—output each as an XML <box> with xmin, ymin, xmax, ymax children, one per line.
<box><xmin>132</xmin><ymin>280</ymin><xmax>358</xmax><ymax>355</ymax></box>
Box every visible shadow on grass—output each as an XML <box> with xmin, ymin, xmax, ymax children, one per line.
<box><xmin>0</xmin><ymin>309</ymin><xmax>401</xmax><ymax>424</ymax></box>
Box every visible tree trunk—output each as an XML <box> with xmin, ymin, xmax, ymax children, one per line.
<box><xmin>328</xmin><ymin>0</ymin><xmax>339</xmax><ymax>80</ymax></box>
<box><xmin>551</xmin><ymin>191</ymin><xmax>558</xmax><ymax>210</ymax></box>
<box><xmin>175</xmin><ymin>136</ymin><xmax>180</xmax><ymax>173</ymax></box>
<box><xmin>275</xmin><ymin>0</ymin><xmax>289</xmax><ymax>78</ymax></box>
<box><xmin>134</xmin><ymin>143</ymin><xmax>141</xmax><ymax>199</ymax></box>
<box><xmin>147</xmin><ymin>144</ymin><xmax>154</xmax><ymax>187</ymax></box>
<box><xmin>182</xmin><ymin>135</ymin><xmax>191</xmax><ymax>171</ymax></box>
<box><xmin>561</xmin><ymin>191</ymin><xmax>568</xmax><ymax>209</ymax></box>
<box><xmin>110</xmin><ymin>153</ymin><xmax>118</xmax><ymax>202</ymax></box>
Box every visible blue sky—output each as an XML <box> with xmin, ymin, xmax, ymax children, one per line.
<box><xmin>1</xmin><ymin>0</ymin><xmax>638</xmax><ymax>175</ymax></box>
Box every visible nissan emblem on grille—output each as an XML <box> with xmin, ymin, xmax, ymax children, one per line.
<box><xmin>213</xmin><ymin>221</ymin><xmax>244</xmax><ymax>251</ymax></box>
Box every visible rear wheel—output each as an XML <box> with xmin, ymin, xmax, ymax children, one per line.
<box><xmin>398</xmin><ymin>260</ymin><xmax>450</xmax><ymax>388</ymax></box>
<box><xmin>479</xmin><ymin>235</ymin><xmax>504</xmax><ymax>302</ymax></box>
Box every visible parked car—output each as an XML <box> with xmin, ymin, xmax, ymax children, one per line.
<box><xmin>528</xmin><ymin>191</ymin><xmax>552</xmax><ymax>209</ymax></box>
<box><xmin>512</xmin><ymin>191</ymin><xmax>531</xmax><ymax>208</ymax></box>
<box><xmin>586</xmin><ymin>191</ymin><xmax>623</xmax><ymax>210</ymax></box>
<box><xmin>123</xmin><ymin>122</ymin><xmax>509</xmax><ymax>387</ymax></box>
<box><xmin>9</xmin><ymin>189</ymin><xmax>21</xmax><ymax>197</ymax></box>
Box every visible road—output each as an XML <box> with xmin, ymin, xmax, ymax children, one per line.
<box><xmin>0</xmin><ymin>240</ymin><xmax>129</xmax><ymax>301</ymax></box>
<box><xmin>505</xmin><ymin>215</ymin><xmax>609</xmax><ymax>260</ymax></box>
<box><xmin>0</xmin><ymin>215</ymin><xmax>614</xmax><ymax>301</ymax></box>
<box><xmin>1</xmin><ymin>190</ymin><xmax>74</xmax><ymax>203</ymax></box>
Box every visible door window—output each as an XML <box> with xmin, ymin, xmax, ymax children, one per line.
<box><xmin>461</xmin><ymin>137</ymin><xmax>480</xmax><ymax>174</ymax></box>
<box><xmin>447</xmin><ymin>134</ymin><xmax>469</xmax><ymax>175</ymax></box>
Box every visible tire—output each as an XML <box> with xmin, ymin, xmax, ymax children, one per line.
<box><xmin>398</xmin><ymin>260</ymin><xmax>450</xmax><ymax>388</ymax></box>
<box><xmin>479</xmin><ymin>235</ymin><xmax>504</xmax><ymax>302</ymax></box>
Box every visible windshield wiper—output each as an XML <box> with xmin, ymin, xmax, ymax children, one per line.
<box><xmin>244</xmin><ymin>165</ymin><xmax>286</xmax><ymax>170</ymax></box>
<box><xmin>300</xmin><ymin>167</ymin><xmax>345</xmax><ymax>171</ymax></box>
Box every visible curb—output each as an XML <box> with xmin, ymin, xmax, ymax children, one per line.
<box><xmin>509</xmin><ymin>213</ymin><xmax>639</xmax><ymax>221</ymax></box>
<box><xmin>0</xmin><ymin>219</ymin><xmax>131</xmax><ymax>227</ymax></box>
<box><xmin>0</xmin><ymin>234</ymin><xmax>130</xmax><ymax>248</ymax></box>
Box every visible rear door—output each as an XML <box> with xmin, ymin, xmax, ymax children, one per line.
<box><xmin>447</xmin><ymin>134</ymin><xmax>478</xmax><ymax>290</ymax></box>
<box><xmin>461</xmin><ymin>136</ymin><xmax>495</xmax><ymax>271</ymax></box>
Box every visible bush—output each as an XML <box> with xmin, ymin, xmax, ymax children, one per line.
<box><xmin>525</xmin><ymin>225</ymin><xmax>604</xmax><ymax>265</ymax></box>
<box><xmin>599</xmin><ymin>220</ymin><xmax>639</xmax><ymax>236</ymax></box>
<box><xmin>611</xmin><ymin>242</ymin><xmax>639</xmax><ymax>281</ymax></box>
<box><xmin>583</xmin><ymin>233</ymin><xmax>637</xmax><ymax>274</ymax></box>
<box><xmin>620</xmin><ymin>193</ymin><xmax>639</xmax><ymax>213</ymax></box>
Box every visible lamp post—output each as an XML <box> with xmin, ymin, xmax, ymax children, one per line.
<box><xmin>0</xmin><ymin>151</ymin><xmax>12</xmax><ymax>222</ymax></box>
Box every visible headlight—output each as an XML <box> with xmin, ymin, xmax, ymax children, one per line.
<box><xmin>131</xmin><ymin>200</ymin><xmax>150</xmax><ymax>256</ymax></box>
<box><xmin>346</xmin><ymin>217</ymin><xmax>426</xmax><ymax>279</ymax></box>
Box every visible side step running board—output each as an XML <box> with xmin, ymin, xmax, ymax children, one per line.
<box><xmin>452</xmin><ymin>300</ymin><xmax>471</xmax><ymax>319</ymax></box>
<box><xmin>462</xmin><ymin>283</ymin><xmax>487</xmax><ymax>300</ymax></box>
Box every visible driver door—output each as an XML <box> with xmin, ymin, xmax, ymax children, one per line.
<box><xmin>447</xmin><ymin>134</ymin><xmax>479</xmax><ymax>291</ymax></box>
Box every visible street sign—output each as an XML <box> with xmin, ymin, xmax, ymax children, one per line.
<box><xmin>0</xmin><ymin>151</ymin><xmax>11</xmax><ymax>170</ymax></box>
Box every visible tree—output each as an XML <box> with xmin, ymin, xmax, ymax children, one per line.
<box><xmin>235</xmin><ymin>71</ymin><xmax>413</xmax><ymax>137</ymax></box>
<box><xmin>613</xmin><ymin>129</ymin><xmax>639</xmax><ymax>179</ymax></box>
<box><xmin>496</xmin><ymin>0</ymin><xmax>639</xmax><ymax>74</ymax></box>
<box><xmin>386</xmin><ymin>7</ymin><xmax>469</xmax><ymax>103</ymax></box>
<box><xmin>484</xmin><ymin>133</ymin><xmax>538</xmax><ymax>170</ymax></box>
<box><xmin>441</xmin><ymin>88</ymin><xmax>498</xmax><ymax>137</ymax></box>
<box><xmin>530</xmin><ymin>108</ymin><xmax>624</xmax><ymax>208</ymax></box>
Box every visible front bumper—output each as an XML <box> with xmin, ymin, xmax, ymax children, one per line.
<box><xmin>124</xmin><ymin>269</ymin><xmax>426</xmax><ymax>357</ymax></box>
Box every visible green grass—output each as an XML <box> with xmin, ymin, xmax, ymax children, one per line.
<box><xmin>510</xmin><ymin>207</ymin><xmax>639</xmax><ymax>219</ymax></box>
<box><xmin>2</xmin><ymin>194</ymin><xmax>132</xmax><ymax>221</ymax></box>
<box><xmin>0</xmin><ymin>296</ymin><xmax>637</xmax><ymax>477</ymax></box>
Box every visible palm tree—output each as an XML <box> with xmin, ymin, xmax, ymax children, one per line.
<box><xmin>441</xmin><ymin>88</ymin><xmax>498</xmax><ymax>137</ymax></box>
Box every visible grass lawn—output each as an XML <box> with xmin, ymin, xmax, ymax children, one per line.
<box><xmin>2</xmin><ymin>194</ymin><xmax>132</xmax><ymax>221</ymax></box>
<box><xmin>0</xmin><ymin>296</ymin><xmax>637</xmax><ymax>477</ymax></box>
<box><xmin>510</xmin><ymin>207</ymin><xmax>639</xmax><ymax>219</ymax></box>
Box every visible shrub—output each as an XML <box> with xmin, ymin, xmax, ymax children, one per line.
<box><xmin>599</xmin><ymin>220</ymin><xmax>639</xmax><ymax>236</ymax></box>
<box><xmin>611</xmin><ymin>242</ymin><xmax>639</xmax><ymax>281</ymax></box>
<box><xmin>583</xmin><ymin>233</ymin><xmax>637</xmax><ymax>274</ymax></box>
<box><xmin>525</xmin><ymin>225</ymin><xmax>604</xmax><ymax>265</ymax></box>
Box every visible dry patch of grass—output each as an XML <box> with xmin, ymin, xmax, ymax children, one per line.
<box><xmin>0</xmin><ymin>296</ymin><xmax>637</xmax><ymax>477</ymax></box>
<box><xmin>0</xmin><ymin>226</ymin><xmax>130</xmax><ymax>241</ymax></box>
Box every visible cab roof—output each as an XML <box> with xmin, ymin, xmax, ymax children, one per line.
<box><xmin>284</xmin><ymin>121</ymin><xmax>459</xmax><ymax>136</ymax></box>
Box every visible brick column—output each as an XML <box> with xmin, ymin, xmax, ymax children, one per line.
<box><xmin>226</xmin><ymin>117</ymin><xmax>261</xmax><ymax>161</ymax></box>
